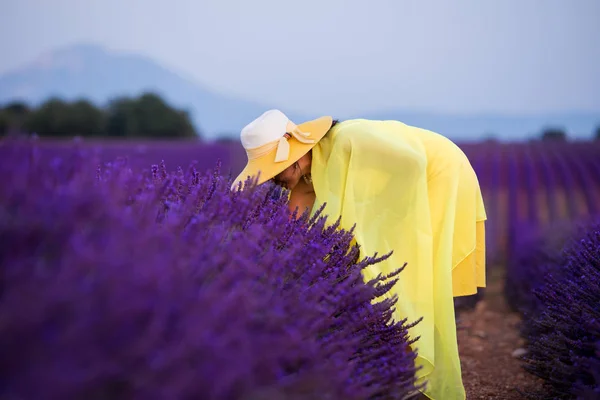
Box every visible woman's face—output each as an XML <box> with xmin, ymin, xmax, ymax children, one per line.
<box><xmin>272</xmin><ymin>153</ymin><xmax>311</xmax><ymax>190</ymax></box>
<box><xmin>273</xmin><ymin>162</ymin><xmax>302</xmax><ymax>190</ymax></box>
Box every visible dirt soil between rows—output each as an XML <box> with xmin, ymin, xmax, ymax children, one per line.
<box><xmin>456</xmin><ymin>268</ymin><xmax>545</xmax><ymax>400</ymax></box>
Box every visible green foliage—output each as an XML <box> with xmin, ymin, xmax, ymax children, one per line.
<box><xmin>0</xmin><ymin>92</ymin><xmax>198</xmax><ymax>139</ymax></box>
<box><xmin>540</xmin><ymin>128</ymin><xmax>567</xmax><ymax>141</ymax></box>
<box><xmin>0</xmin><ymin>109</ymin><xmax>7</xmax><ymax>136</ymax></box>
<box><xmin>24</xmin><ymin>98</ymin><xmax>82</xmax><ymax>137</ymax></box>
<box><xmin>4</xmin><ymin>101</ymin><xmax>30</xmax><ymax>115</ymax></box>
<box><xmin>105</xmin><ymin>93</ymin><xmax>195</xmax><ymax>138</ymax></box>
<box><xmin>0</xmin><ymin>101</ymin><xmax>30</xmax><ymax>135</ymax></box>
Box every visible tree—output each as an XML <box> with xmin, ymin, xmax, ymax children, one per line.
<box><xmin>541</xmin><ymin>127</ymin><xmax>567</xmax><ymax>142</ymax></box>
<box><xmin>105</xmin><ymin>92</ymin><xmax>197</xmax><ymax>138</ymax></box>
<box><xmin>24</xmin><ymin>98</ymin><xmax>110</xmax><ymax>137</ymax></box>
<box><xmin>104</xmin><ymin>97</ymin><xmax>137</xmax><ymax>137</ymax></box>
<box><xmin>595</xmin><ymin>125</ymin><xmax>600</xmax><ymax>140</ymax></box>
<box><xmin>24</xmin><ymin>98</ymin><xmax>72</xmax><ymax>137</ymax></box>
<box><xmin>23</xmin><ymin>98</ymin><xmax>105</xmax><ymax>137</ymax></box>
<box><xmin>3</xmin><ymin>93</ymin><xmax>199</xmax><ymax>139</ymax></box>
<box><xmin>0</xmin><ymin>109</ymin><xmax>8</xmax><ymax>136</ymax></box>
<box><xmin>4</xmin><ymin>101</ymin><xmax>30</xmax><ymax>116</ymax></box>
<box><xmin>0</xmin><ymin>101</ymin><xmax>31</xmax><ymax>135</ymax></box>
<box><xmin>67</xmin><ymin>99</ymin><xmax>107</xmax><ymax>136</ymax></box>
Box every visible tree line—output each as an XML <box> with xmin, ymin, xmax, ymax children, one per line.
<box><xmin>1</xmin><ymin>93</ymin><xmax>599</xmax><ymax>141</ymax></box>
<box><xmin>540</xmin><ymin>127</ymin><xmax>600</xmax><ymax>141</ymax></box>
<box><xmin>0</xmin><ymin>92</ymin><xmax>198</xmax><ymax>139</ymax></box>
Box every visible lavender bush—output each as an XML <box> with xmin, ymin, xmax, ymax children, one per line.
<box><xmin>577</xmin><ymin>341</ymin><xmax>600</xmax><ymax>399</ymax></box>
<box><xmin>0</xmin><ymin>138</ymin><xmax>422</xmax><ymax>400</ymax></box>
<box><xmin>519</xmin><ymin>221</ymin><xmax>600</xmax><ymax>399</ymax></box>
<box><xmin>504</xmin><ymin>220</ymin><xmax>577</xmax><ymax>316</ymax></box>
<box><xmin>12</xmin><ymin>136</ymin><xmax>245</xmax><ymax>177</ymax></box>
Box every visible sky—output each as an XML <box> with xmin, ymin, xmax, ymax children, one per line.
<box><xmin>1</xmin><ymin>0</ymin><xmax>599</xmax><ymax>117</ymax></box>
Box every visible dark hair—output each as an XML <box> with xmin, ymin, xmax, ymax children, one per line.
<box><xmin>321</xmin><ymin>119</ymin><xmax>339</xmax><ymax>139</ymax></box>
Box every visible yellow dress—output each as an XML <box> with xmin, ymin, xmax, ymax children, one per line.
<box><xmin>310</xmin><ymin>119</ymin><xmax>487</xmax><ymax>400</ymax></box>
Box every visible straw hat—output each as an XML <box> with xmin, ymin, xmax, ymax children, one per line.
<box><xmin>231</xmin><ymin>109</ymin><xmax>333</xmax><ymax>190</ymax></box>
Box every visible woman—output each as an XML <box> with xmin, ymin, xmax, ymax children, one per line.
<box><xmin>232</xmin><ymin>109</ymin><xmax>487</xmax><ymax>400</ymax></box>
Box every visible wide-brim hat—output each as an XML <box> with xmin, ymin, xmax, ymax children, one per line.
<box><xmin>231</xmin><ymin>109</ymin><xmax>333</xmax><ymax>190</ymax></box>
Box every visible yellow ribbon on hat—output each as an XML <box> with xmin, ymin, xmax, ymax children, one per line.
<box><xmin>246</xmin><ymin>121</ymin><xmax>315</xmax><ymax>162</ymax></box>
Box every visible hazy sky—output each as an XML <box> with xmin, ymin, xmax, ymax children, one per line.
<box><xmin>1</xmin><ymin>0</ymin><xmax>599</xmax><ymax>116</ymax></box>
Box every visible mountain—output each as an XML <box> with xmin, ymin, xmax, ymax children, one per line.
<box><xmin>0</xmin><ymin>44</ymin><xmax>310</xmax><ymax>140</ymax></box>
<box><xmin>0</xmin><ymin>44</ymin><xmax>598</xmax><ymax>141</ymax></box>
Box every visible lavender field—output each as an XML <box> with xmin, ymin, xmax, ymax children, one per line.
<box><xmin>1</xmin><ymin>135</ymin><xmax>599</xmax><ymax>399</ymax></box>
<box><xmin>19</xmin><ymin>136</ymin><xmax>600</xmax><ymax>263</ymax></box>
<box><xmin>459</xmin><ymin>140</ymin><xmax>600</xmax><ymax>262</ymax></box>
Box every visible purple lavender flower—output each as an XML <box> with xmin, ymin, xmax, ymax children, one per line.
<box><xmin>519</xmin><ymin>220</ymin><xmax>600</xmax><ymax>399</ymax></box>
<box><xmin>504</xmin><ymin>220</ymin><xmax>576</xmax><ymax>316</ymax></box>
<box><xmin>0</xmin><ymin>137</ymin><xmax>421</xmax><ymax>400</ymax></box>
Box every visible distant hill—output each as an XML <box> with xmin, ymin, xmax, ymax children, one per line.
<box><xmin>1</xmin><ymin>44</ymin><xmax>599</xmax><ymax>141</ymax></box>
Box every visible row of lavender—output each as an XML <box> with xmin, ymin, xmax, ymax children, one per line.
<box><xmin>0</xmin><ymin>138</ymin><xmax>423</xmax><ymax>399</ymax></box>
<box><xmin>458</xmin><ymin>140</ymin><xmax>600</xmax><ymax>264</ymax></box>
<box><xmin>460</xmin><ymin>140</ymin><xmax>600</xmax><ymax>397</ymax></box>
<box><xmin>458</xmin><ymin>140</ymin><xmax>600</xmax><ymax>332</ymax></box>
<box><xmin>503</xmin><ymin>216</ymin><xmax>600</xmax><ymax>399</ymax></box>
